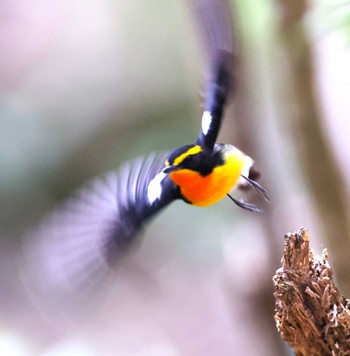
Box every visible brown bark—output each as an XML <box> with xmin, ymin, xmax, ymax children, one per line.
<box><xmin>274</xmin><ymin>228</ymin><xmax>350</xmax><ymax>355</ymax></box>
<box><xmin>275</xmin><ymin>0</ymin><xmax>350</xmax><ymax>296</ymax></box>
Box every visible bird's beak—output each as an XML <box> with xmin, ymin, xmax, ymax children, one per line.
<box><xmin>163</xmin><ymin>165</ymin><xmax>180</xmax><ymax>174</ymax></box>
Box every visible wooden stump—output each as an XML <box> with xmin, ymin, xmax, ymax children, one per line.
<box><xmin>273</xmin><ymin>228</ymin><xmax>350</xmax><ymax>355</ymax></box>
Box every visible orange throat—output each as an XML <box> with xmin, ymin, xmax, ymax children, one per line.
<box><xmin>169</xmin><ymin>150</ymin><xmax>248</xmax><ymax>207</ymax></box>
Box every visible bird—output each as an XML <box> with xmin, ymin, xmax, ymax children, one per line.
<box><xmin>20</xmin><ymin>0</ymin><xmax>269</xmax><ymax>313</ymax></box>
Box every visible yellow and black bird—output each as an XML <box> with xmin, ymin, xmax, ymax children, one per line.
<box><xmin>21</xmin><ymin>0</ymin><xmax>268</xmax><ymax>311</ymax></box>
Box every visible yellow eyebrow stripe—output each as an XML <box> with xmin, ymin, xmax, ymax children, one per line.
<box><xmin>173</xmin><ymin>145</ymin><xmax>202</xmax><ymax>166</ymax></box>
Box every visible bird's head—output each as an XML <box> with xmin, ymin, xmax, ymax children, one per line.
<box><xmin>164</xmin><ymin>144</ymin><xmax>222</xmax><ymax>176</ymax></box>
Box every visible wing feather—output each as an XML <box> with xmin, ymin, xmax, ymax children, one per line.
<box><xmin>19</xmin><ymin>152</ymin><xmax>177</xmax><ymax>315</ymax></box>
<box><xmin>190</xmin><ymin>0</ymin><xmax>235</xmax><ymax>150</ymax></box>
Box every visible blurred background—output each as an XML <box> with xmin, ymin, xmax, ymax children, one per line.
<box><xmin>1</xmin><ymin>0</ymin><xmax>350</xmax><ymax>355</ymax></box>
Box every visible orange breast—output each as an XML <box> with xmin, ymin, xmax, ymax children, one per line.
<box><xmin>169</xmin><ymin>151</ymin><xmax>247</xmax><ymax>207</ymax></box>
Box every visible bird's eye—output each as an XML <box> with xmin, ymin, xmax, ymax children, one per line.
<box><xmin>184</xmin><ymin>155</ymin><xmax>194</xmax><ymax>163</ymax></box>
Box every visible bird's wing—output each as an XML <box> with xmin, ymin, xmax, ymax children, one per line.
<box><xmin>191</xmin><ymin>0</ymin><xmax>235</xmax><ymax>151</ymax></box>
<box><xmin>19</xmin><ymin>152</ymin><xmax>178</xmax><ymax>315</ymax></box>
<box><xmin>195</xmin><ymin>51</ymin><xmax>234</xmax><ymax>151</ymax></box>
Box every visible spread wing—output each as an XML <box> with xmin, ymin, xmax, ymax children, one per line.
<box><xmin>195</xmin><ymin>51</ymin><xmax>233</xmax><ymax>151</ymax></box>
<box><xmin>191</xmin><ymin>0</ymin><xmax>235</xmax><ymax>151</ymax></box>
<box><xmin>19</xmin><ymin>152</ymin><xmax>178</xmax><ymax>315</ymax></box>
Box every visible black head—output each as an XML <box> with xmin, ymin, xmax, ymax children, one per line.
<box><xmin>165</xmin><ymin>144</ymin><xmax>223</xmax><ymax>176</ymax></box>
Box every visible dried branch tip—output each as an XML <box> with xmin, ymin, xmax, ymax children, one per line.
<box><xmin>273</xmin><ymin>228</ymin><xmax>350</xmax><ymax>356</ymax></box>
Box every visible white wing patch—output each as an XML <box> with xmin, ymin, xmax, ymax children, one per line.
<box><xmin>147</xmin><ymin>172</ymin><xmax>166</xmax><ymax>204</ymax></box>
<box><xmin>201</xmin><ymin>111</ymin><xmax>212</xmax><ymax>136</ymax></box>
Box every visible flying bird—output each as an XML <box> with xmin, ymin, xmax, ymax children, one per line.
<box><xmin>20</xmin><ymin>0</ymin><xmax>268</xmax><ymax>313</ymax></box>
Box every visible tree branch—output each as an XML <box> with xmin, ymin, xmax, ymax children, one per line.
<box><xmin>275</xmin><ymin>0</ymin><xmax>350</xmax><ymax>295</ymax></box>
<box><xmin>273</xmin><ymin>228</ymin><xmax>350</xmax><ymax>355</ymax></box>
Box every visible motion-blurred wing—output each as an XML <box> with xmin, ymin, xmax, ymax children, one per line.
<box><xmin>195</xmin><ymin>51</ymin><xmax>233</xmax><ymax>151</ymax></box>
<box><xmin>191</xmin><ymin>0</ymin><xmax>235</xmax><ymax>151</ymax></box>
<box><xmin>20</xmin><ymin>152</ymin><xmax>177</xmax><ymax>314</ymax></box>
